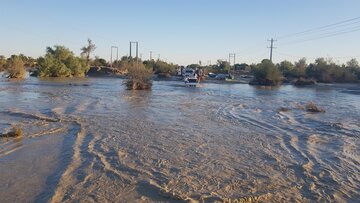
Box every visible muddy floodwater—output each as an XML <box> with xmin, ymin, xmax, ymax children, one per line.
<box><xmin>0</xmin><ymin>77</ymin><xmax>359</xmax><ymax>202</ymax></box>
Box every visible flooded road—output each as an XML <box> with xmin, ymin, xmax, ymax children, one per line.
<box><xmin>0</xmin><ymin>77</ymin><xmax>359</xmax><ymax>202</ymax></box>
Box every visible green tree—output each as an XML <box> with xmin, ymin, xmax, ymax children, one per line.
<box><xmin>346</xmin><ymin>58</ymin><xmax>360</xmax><ymax>80</ymax></box>
<box><xmin>290</xmin><ymin>58</ymin><xmax>307</xmax><ymax>77</ymax></box>
<box><xmin>251</xmin><ymin>59</ymin><xmax>282</xmax><ymax>86</ymax></box>
<box><xmin>306</xmin><ymin>58</ymin><xmax>357</xmax><ymax>82</ymax></box>
<box><xmin>37</xmin><ymin>45</ymin><xmax>89</xmax><ymax>77</ymax></box>
<box><xmin>346</xmin><ymin>58</ymin><xmax>359</xmax><ymax>69</ymax></box>
<box><xmin>277</xmin><ymin>60</ymin><xmax>294</xmax><ymax>77</ymax></box>
<box><xmin>217</xmin><ymin>60</ymin><xmax>231</xmax><ymax>73</ymax></box>
<box><xmin>81</xmin><ymin>38</ymin><xmax>96</xmax><ymax>66</ymax></box>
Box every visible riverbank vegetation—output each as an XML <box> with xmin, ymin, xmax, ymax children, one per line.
<box><xmin>0</xmin><ymin>55</ymin><xmax>26</xmax><ymax>79</ymax></box>
<box><xmin>1</xmin><ymin>41</ymin><xmax>360</xmax><ymax>86</ymax></box>
<box><xmin>36</xmin><ymin>45</ymin><xmax>89</xmax><ymax>77</ymax></box>
<box><xmin>33</xmin><ymin>39</ymin><xmax>95</xmax><ymax>77</ymax></box>
<box><xmin>276</xmin><ymin>58</ymin><xmax>359</xmax><ymax>83</ymax></box>
<box><xmin>143</xmin><ymin>59</ymin><xmax>178</xmax><ymax>77</ymax></box>
<box><xmin>250</xmin><ymin>59</ymin><xmax>282</xmax><ymax>86</ymax></box>
<box><xmin>248</xmin><ymin>58</ymin><xmax>360</xmax><ymax>86</ymax></box>
<box><xmin>125</xmin><ymin>61</ymin><xmax>152</xmax><ymax>90</ymax></box>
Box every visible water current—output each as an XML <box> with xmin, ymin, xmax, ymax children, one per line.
<box><xmin>0</xmin><ymin>77</ymin><xmax>359</xmax><ymax>202</ymax></box>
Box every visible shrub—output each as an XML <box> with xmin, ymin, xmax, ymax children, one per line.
<box><xmin>6</xmin><ymin>55</ymin><xmax>26</xmax><ymax>79</ymax></box>
<box><xmin>125</xmin><ymin>62</ymin><xmax>153</xmax><ymax>90</ymax></box>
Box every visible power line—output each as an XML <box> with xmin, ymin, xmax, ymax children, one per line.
<box><xmin>278</xmin><ymin>26</ymin><xmax>360</xmax><ymax>46</ymax></box>
<box><xmin>277</xmin><ymin>16</ymin><xmax>360</xmax><ymax>39</ymax></box>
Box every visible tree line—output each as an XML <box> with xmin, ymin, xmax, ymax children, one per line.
<box><xmin>250</xmin><ymin>58</ymin><xmax>360</xmax><ymax>85</ymax></box>
<box><xmin>1</xmin><ymin>39</ymin><xmax>359</xmax><ymax>85</ymax></box>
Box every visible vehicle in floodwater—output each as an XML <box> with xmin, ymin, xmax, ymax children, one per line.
<box><xmin>184</xmin><ymin>77</ymin><xmax>199</xmax><ymax>87</ymax></box>
<box><xmin>183</xmin><ymin>69</ymin><xmax>195</xmax><ymax>78</ymax></box>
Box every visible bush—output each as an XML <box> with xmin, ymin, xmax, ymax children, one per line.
<box><xmin>36</xmin><ymin>45</ymin><xmax>89</xmax><ymax>77</ymax></box>
<box><xmin>6</xmin><ymin>55</ymin><xmax>26</xmax><ymax>79</ymax></box>
<box><xmin>251</xmin><ymin>59</ymin><xmax>282</xmax><ymax>86</ymax></box>
<box><xmin>125</xmin><ymin>62</ymin><xmax>153</xmax><ymax>90</ymax></box>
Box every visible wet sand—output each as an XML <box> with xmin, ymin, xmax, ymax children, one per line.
<box><xmin>0</xmin><ymin>77</ymin><xmax>359</xmax><ymax>202</ymax></box>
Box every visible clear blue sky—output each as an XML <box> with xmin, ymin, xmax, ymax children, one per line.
<box><xmin>1</xmin><ymin>0</ymin><xmax>360</xmax><ymax>65</ymax></box>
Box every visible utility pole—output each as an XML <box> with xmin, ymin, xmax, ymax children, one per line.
<box><xmin>268</xmin><ymin>38</ymin><xmax>276</xmax><ymax>62</ymax></box>
<box><xmin>229</xmin><ymin>53</ymin><xmax>236</xmax><ymax>65</ymax></box>
<box><xmin>129</xmin><ymin>42</ymin><xmax>131</xmax><ymax>58</ymax></box>
<box><xmin>136</xmin><ymin>42</ymin><xmax>138</xmax><ymax>59</ymax></box>
<box><xmin>129</xmin><ymin>41</ymin><xmax>139</xmax><ymax>58</ymax></box>
<box><xmin>110</xmin><ymin>46</ymin><xmax>118</xmax><ymax>68</ymax></box>
<box><xmin>149</xmin><ymin>51</ymin><xmax>153</xmax><ymax>60</ymax></box>
<box><xmin>229</xmin><ymin>53</ymin><xmax>236</xmax><ymax>75</ymax></box>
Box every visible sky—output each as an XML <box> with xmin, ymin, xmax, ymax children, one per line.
<box><xmin>1</xmin><ymin>0</ymin><xmax>360</xmax><ymax>65</ymax></box>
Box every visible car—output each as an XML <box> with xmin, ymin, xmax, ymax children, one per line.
<box><xmin>184</xmin><ymin>77</ymin><xmax>199</xmax><ymax>87</ymax></box>
<box><xmin>208</xmin><ymin>72</ymin><xmax>216</xmax><ymax>78</ymax></box>
<box><xmin>215</xmin><ymin>73</ymin><xmax>229</xmax><ymax>80</ymax></box>
<box><xmin>183</xmin><ymin>69</ymin><xmax>195</xmax><ymax>78</ymax></box>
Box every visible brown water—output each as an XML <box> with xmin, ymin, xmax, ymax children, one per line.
<box><xmin>0</xmin><ymin>77</ymin><xmax>359</xmax><ymax>202</ymax></box>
